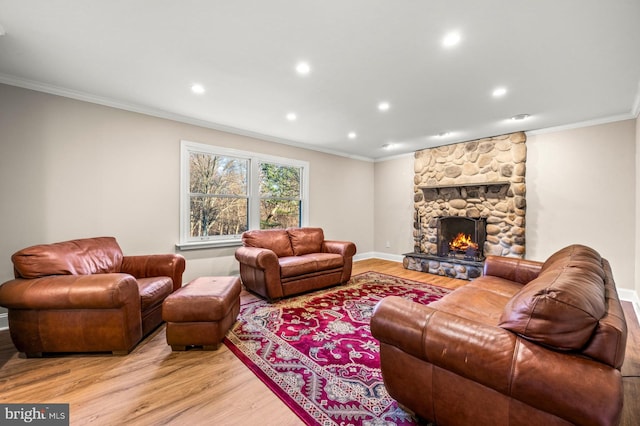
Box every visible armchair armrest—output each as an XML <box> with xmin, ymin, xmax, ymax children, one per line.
<box><xmin>323</xmin><ymin>240</ymin><xmax>356</xmax><ymax>258</ymax></box>
<box><xmin>0</xmin><ymin>274</ymin><xmax>140</xmax><ymax>310</ymax></box>
<box><xmin>121</xmin><ymin>254</ymin><xmax>186</xmax><ymax>291</ymax></box>
<box><xmin>234</xmin><ymin>246</ymin><xmax>279</xmax><ymax>270</ymax></box>
<box><xmin>483</xmin><ymin>255</ymin><xmax>542</xmax><ymax>285</ymax></box>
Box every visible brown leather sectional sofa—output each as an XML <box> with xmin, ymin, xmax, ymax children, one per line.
<box><xmin>0</xmin><ymin>237</ymin><xmax>185</xmax><ymax>356</ymax></box>
<box><xmin>371</xmin><ymin>244</ymin><xmax>627</xmax><ymax>426</ymax></box>
<box><xmin>234</xmin><ymin>227</ymin><xmax>356</xmax><ymax>300</ymax></box>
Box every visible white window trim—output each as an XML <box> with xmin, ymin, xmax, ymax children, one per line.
<box><xmin>176</xmin><ymin>140</ymin><xmax>310</xmax><ymax>250</ymax></box>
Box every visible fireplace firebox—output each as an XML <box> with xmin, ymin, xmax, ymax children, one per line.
<box><xmin>437</xmin><ymin>217</ymin><xmax>486</xmax><ymax>261</ymax></box>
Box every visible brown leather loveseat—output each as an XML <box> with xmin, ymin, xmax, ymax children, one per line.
<box><xmin>371</xmin><ymin>244</ymin><xmax>627</xmax><ymax>426</ymax></box>
<box><xmin>0</xmin><ymin>236</ymin><xmax>186</xmax><ymax>356</ymax></box>
<box><xmin>234</xmin><ymin>227</ymin><xmax>356</xmax><ymax>300</ymax></box>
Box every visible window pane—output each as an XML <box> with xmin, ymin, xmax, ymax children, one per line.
<box><xmin>260</xmin><ymin>199</ymin><xmax>301</xmax><ymax>229</ymax></box>
<box><xmin>190</xmin><ymin>196</ymin><xmax>248</xmax><ymax>237</ymax></box>
<box><xmin>190</xmin><ymin>153</ymin><xmax>247</xmax><ymax>195</ymax></box>
<box><xmin>259</xmin><ymin>163</ymin><xmax>300</xmax><ymax>198</ymax></box>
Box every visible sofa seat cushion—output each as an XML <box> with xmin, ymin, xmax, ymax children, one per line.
<box><xmin>242</xmin><ymin>229</ymin><xmax>294</xmax><ymax>258</ymax></box>
<box><xmin>138</xmin><ymin>277</ymin><xmax>173</xmax><ymax>311</ymax></box>
<box><xmin>430</xmin><ymin>277</ymin><xmax>522</xmax><ymax>325</ymax></box>
<box><xmin>279</xmin><ymin>253</ymin><xmax>344</xmax><ymax>278</ymax></box>
<box><xmin>499</xmin><ymin>248</ymin><xmax>606</xmax><ymax>351</ymax></box>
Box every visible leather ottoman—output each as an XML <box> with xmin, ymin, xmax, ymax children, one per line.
<box><xmin>162</xmin><ymin>276</ymin><xmax>241</xmax><ymax>351</ymax></box>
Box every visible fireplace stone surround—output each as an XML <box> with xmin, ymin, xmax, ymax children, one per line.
<box><xmin>404</xmin><ymin>132</ymin><xmax>526</xmax><ymax>280</ymax></box>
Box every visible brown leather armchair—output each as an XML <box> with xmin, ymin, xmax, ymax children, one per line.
<box><xmin>0</xmin><ymin>237</ymin><xmax>186</xmax><ymax>357</ymax></box>
<box><xmin>371</xmin><ymin>245</ymin><xmax>627</xmax><ymax>426</ymax></box>
<box><xmin>235</xmin><ymin>227</ymin><xmax>356</xmax><ymax>300</ymax></box>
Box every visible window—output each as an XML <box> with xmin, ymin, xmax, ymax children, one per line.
<box><xmin>178</xmin><ymin>140</ymin><xmax>309</xmax><ymax>249</ymax></box>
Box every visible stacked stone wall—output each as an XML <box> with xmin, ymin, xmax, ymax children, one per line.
<box><xmin>408</xmin><ymin>132</ymin><xmax>526</xmax><ymax>277</ymax></box>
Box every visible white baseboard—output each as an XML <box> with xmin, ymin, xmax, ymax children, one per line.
<box><xmin>354</xmin><ymin>251</ymin><xmax>404</xmax><ymax>263</ymax></box>
<box><xmin>618</xmin><ymin>288</ymin><xmax>640</xmax><ymax>324</ymax></box>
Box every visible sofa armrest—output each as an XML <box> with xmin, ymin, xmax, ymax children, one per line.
<box><xmin>483</xmin><ymin>255</ymin><xmax>542</xmax><ymax>284</ymax></box>
<box><xmin>0</xmin><ymin>274</ymin><xmax>140</xmax><ymax>310</ymax></box>
<box><xmin>121</xmin><ymin>254</ymin><xmax>186</xmax><ymax>291</ymax></box>
<box><xmin>371</xmin><ymin>296</ymin><xmax>624</xmax><ymax>426</ymax></box>
<box><xmin>234</xmin><ymin>246</ymin><xmax>279</xmax><ymax>270</ymax></box>
<box><xmin>371</xmin><ymin>296</ymin><xmax>517</xmax><ymax>394</ymax></box>
<box><xmin>323</xmin><ymin>240</ymin><xmax>356</xmax><ymax>258</ymax></box>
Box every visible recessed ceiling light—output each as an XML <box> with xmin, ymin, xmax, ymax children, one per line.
<box><xmin>436</xmin><ymin>132</ymin><xmax>451</xmax><ymax>138</ymax></box>
<box><xmin>382</xmin><ymin>143</ymin><xmax>394</xmax><ymax>150</ymax></box>
<box><xmin>378</xmin><ymin>102</ymin><xmax>390</xmax><ymax>112</ymax></box>
<box><xmin>347</xmin><ymin>132</ymin><xmax>357</xmax><ymax>139</ymax></box>
<box><xmin>286</xmin><ymin>112</ymin><xmax>297</xmax><ymax>121</ymax></box>
<box><xmin>511</xmin><ymin>113</ymin><xmax>530</xmax><ymax>121</ymax></box>
<box><xmin>295</xmin><ymin>62</ymin><xmax>311</xmax><ymax>75</ymax></box>
<box><xmin>442</xmin><ymin>31</ymin><xmax>461</xmax><ymax>47</ymax></box>
<box><xmin>492</xmin><ymin>87</ymin><xmax>507</xmax><ymax>97</ymax></box>
<box><xmin>191</xmin><ymin>83</ymin><xmax>205</xmax><ymax>94</ymax></box>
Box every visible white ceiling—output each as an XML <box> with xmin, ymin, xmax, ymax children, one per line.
<box><xmin>1</xmin><ymin>0</ymin><xmax>639</xmax><ymax>160</ymax></box>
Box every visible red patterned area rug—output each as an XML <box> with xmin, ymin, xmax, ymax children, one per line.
<box><xmin>224</xmin><ymin>271</ymin><xmax>450</xmax><ymax>425</ymax></box>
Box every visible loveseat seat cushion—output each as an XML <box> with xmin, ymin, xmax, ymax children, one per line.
<box><xmin>288</xmin><ymin>227</ymin><xmax>324</xmax><ymax>255</ymax></box>
<box><xmin>12</xmin><ymin>237</ymin><xmax>124</xmax><ymax>279</ymax></box>
<box><xmin>279</xmin><ymin>253</ymin><xmax>344</xmax><ymax>278</ymax></box>
<box><xmin>499</xmin><ymin>245</ymin><xmax>606</xmax><ymax>351</ymax></box>
<box><xmin>242</xmin><ymin>229</ymin><xmax>294</xmax><ymax>258</ymax></box>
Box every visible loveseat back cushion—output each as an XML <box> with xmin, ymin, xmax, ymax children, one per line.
<box><xmin>242</xmin><ymin>229</ymin><xmax>294</xmax><ymax>258</ymax></box>
<box><xmin>499</xmin><ymin>245</ymin><xmax>606</xmax><ymax>351</ymax></box>
<box><xmin>12</xmin><ymin>237</ymin><xmax>124</xmax><ymax>279</ymax></box>
<box><xmin>288</xmin><ymin>227</ymin><xmax>324</xmax><ymax>256</ymax></box>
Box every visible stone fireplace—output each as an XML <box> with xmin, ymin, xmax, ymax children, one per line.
<box><xmin>404</xmin><ymin>132</ymin><xmax>527</xmax><ymax>279</ymax></box>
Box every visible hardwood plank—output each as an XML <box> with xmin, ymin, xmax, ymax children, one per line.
<box><xmin>0</xmin><ymin>259</ymin><xmax>637</xmax><ymax>425</ymax></box>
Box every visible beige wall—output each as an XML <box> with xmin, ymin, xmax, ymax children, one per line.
<box><xmin>373</xmin><ymin>154</ymin><xmax>415</xmax><ymax>256</ymax></box>
<box><xmin>526</xmin><ymin>120</ymin><xmax>636</xmax><ymax>290</ymax></box>
<box><xmin>0</xmin><ymin>84</ymin><xmax>374</xmax><ymax>287</ymax></box>
<box><xmin>636</xmin><ymin>115</ymin><xmax>640</xmax><ymax>297</ymax></box>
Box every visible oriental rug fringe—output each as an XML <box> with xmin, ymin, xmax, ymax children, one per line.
<box><xmin>224</xmin><ymin>271</ymin><xmax>450</xmax><ymax>425</ymax></box>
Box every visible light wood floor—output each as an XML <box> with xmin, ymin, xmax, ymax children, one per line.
<box><xmin>0</xmin><ymin>259</ymin><xmax>637</xmax><ymax>425</ymax></box>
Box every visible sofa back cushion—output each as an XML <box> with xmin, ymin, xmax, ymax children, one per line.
<box><xmin>288</xmin><ymin>227</ymin><xmax>324</xmax><ymax>256</ymax></box>
<box><xmin>12</xmin><ymin>237</ymin><xmax>124</xmax><ymax>279</ymax></box>
<box><xmin>242</xmin><ymin>229</ymin><xmax>294</xmax><ymax>257</ymax></box>
<box><xmin>499</xmin><ymin>244</ymin><xmax>606</xmax><ymax>351</ymax></box>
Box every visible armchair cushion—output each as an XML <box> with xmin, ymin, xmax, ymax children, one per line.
<box><xmin>12</xmin><ymin>236</ymin><xmax>123</xmax><ymax>278</ymax></box>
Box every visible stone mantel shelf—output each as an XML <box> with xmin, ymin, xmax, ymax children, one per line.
<box><xmin>419</xmin><ymin>181</ymin><xmax>511</xmax><ymax>193</ymax></box>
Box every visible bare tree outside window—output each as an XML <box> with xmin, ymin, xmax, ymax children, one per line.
<box><xmin>179</xmin><ymin>140</ymin><xmax>309</xmax><ymax>248</ymax></box>
<box><xmin>189</xmin><ymin>152</ymin><xmax>248</xmax><ymax>237</ymax></box>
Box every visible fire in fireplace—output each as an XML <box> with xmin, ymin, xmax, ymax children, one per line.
<box><xmin>437</xmin><ymin>216</ymin><xmax>486</xmax><ymax>261</ymax></box>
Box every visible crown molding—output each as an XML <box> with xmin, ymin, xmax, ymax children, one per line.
<box><xmin>526</xmin><ymin>112</ymin><xmax>637</xmax><ymax>136</ymax></box>
<box><xmin>0</xmin><ymin>73</ymin><xmax>375</xmax><ymax>163</ymax></box>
